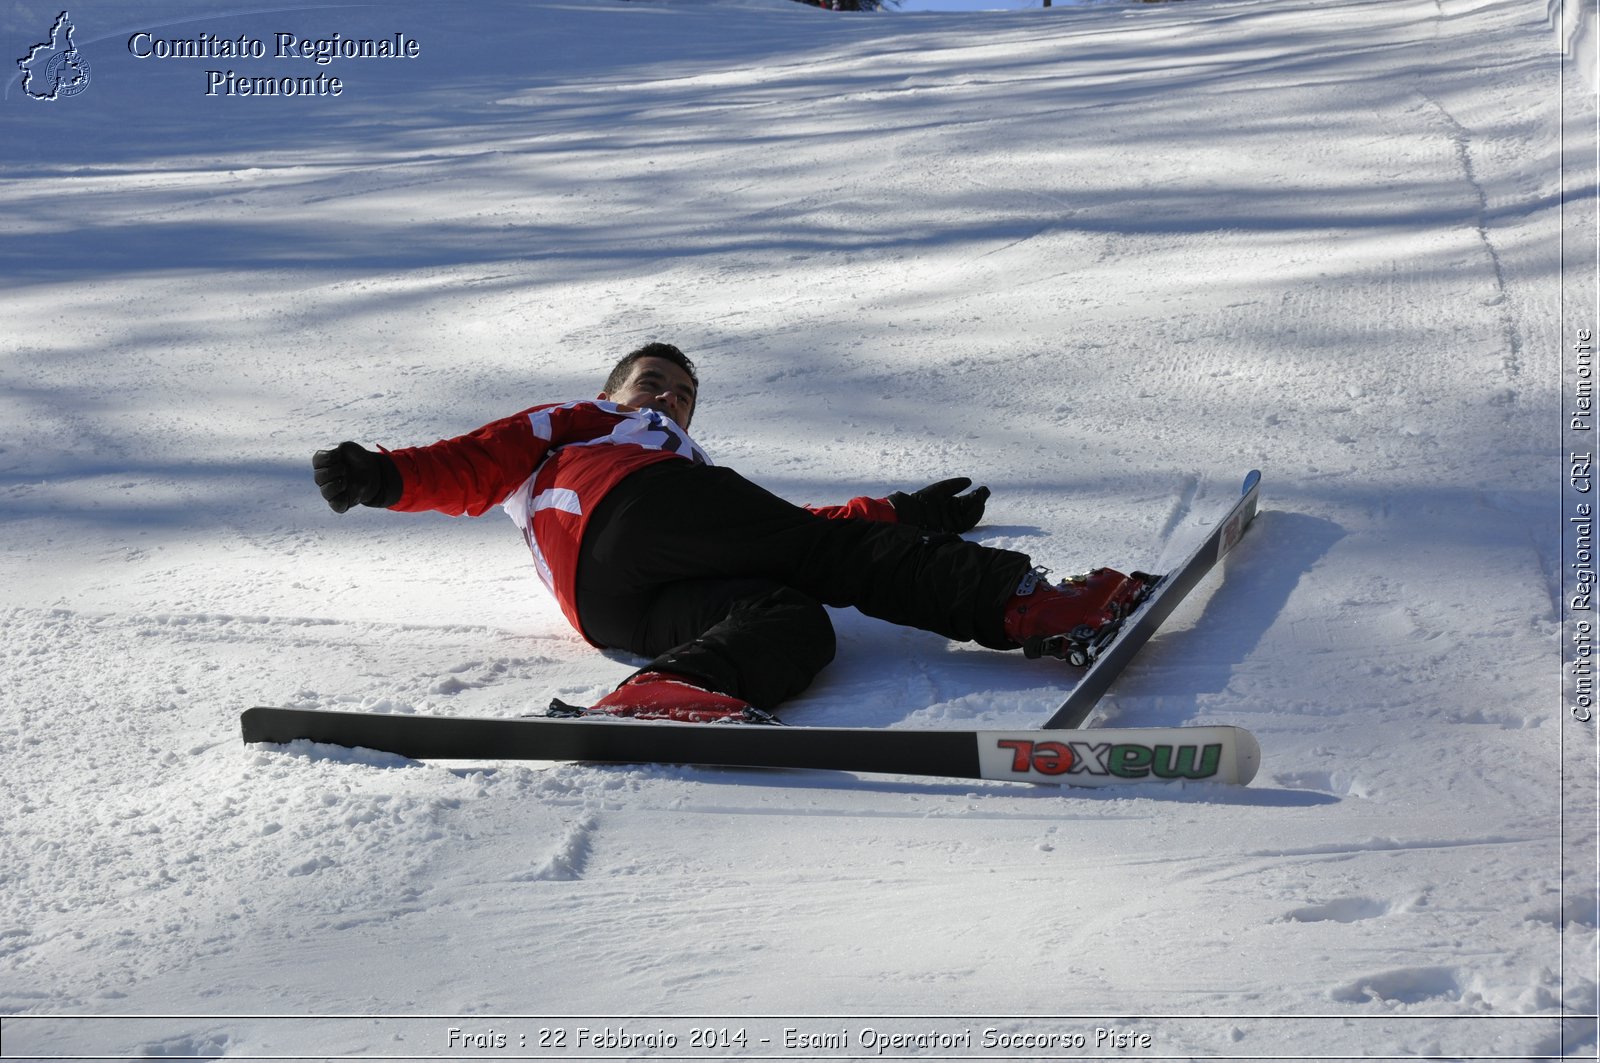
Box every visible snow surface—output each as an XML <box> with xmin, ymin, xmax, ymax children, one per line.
<box><xmin>1</xmin><ymin>0</ymin><xmax>1595</xmax><ymax>1059</ymax></box>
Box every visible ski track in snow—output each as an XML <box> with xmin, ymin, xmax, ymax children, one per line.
<box><xmin>0</xmin><ymin>0</ymin><xmax>1593</xmax><ymax>1059</ymax></box>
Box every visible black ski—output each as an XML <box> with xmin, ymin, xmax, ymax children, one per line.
<box><xmin>241</xmin><ymin>471</ymin><xmax>1263</xmax><ymax>787</ymax></box>
<box><xmin>240</xmin><ymin>707</ymin><xmax>1260</xmax><ymax>787</ymax></box>
<box><xmin>1042</xmin><ymin>470</ymin><xmax>1261</xmax><ymax>728</ymax></box>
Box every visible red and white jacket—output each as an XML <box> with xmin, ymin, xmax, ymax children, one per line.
<box><xmin>383</xmin><ymin>401</ymin><xmax>897</xmax><ymax>642</ymax></box>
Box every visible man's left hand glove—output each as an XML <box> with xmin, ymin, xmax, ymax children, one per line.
<box><xmin>888</xmin><ymin>477</ymin><xmax>990</xmax><ymax>534</ymax></box>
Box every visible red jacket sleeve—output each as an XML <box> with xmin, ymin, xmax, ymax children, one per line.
<box><xmin>806</xmin><ymin>495</ymin><xmax>899</xmax><ymax>522</ymax></box>
<box><xmin>384</xmin><ymin>409</ymin><xmax>548</xmax><ymax>517</ymax></box>
<box><xmin>382</xmin><ymin>400</ymin><xmax>692</xmax><ymax>517</ymax></box>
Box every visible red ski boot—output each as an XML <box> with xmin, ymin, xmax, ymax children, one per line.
<box><xmin>1002</xmin><ymin>567</ymin><xmax>1158</xmax><ymax>666</ymax></box>
<box><xmin>567</xmin><ymin>671</ymin><xmax>775</xmax><ymax>724</ymax></box>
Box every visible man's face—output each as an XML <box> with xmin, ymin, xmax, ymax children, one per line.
<box><xmin>598</xmin><ymin>356</ymin><xmax>697</xmax><ymax>430</ymax></box>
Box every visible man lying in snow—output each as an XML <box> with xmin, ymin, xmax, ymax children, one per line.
<box><xmin>312</xmin><ymin>342</ymin><xmax>1149</xmax><ymax>722</ymax></box>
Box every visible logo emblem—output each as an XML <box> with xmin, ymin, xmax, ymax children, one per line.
<box><xmin>17</xmin><ymin>11</ymin><xmax>91</xmax><ymax>100</ymax></box>
<box><xmin>994</xmin><ymin>737</ymin><xmax>1223</xmax><ymax>780</ymax></box>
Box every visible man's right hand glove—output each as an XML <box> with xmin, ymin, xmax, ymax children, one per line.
<box><xmin>312</xmin><ymin>442</ymin><xmax>402</xmax><ymax>513</ymax></box>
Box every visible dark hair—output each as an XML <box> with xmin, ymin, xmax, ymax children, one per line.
<box><xmin>603</xmin><ymin>342</ymin><xmax>699</xmax><ymax>396</ymax></box>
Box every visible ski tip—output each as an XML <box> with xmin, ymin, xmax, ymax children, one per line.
<box><xmin>240</xmin><ymin>706</ymin><xmax>271</xmax><ymax>744</ymax></box>
<box><xmin>1242</xmin><ymin>469</ymin><xmax>1262</xmax><ymax>495</ymax></box>
<box><xmin>1234</xmin><ymin>726</ymin><xmax>1261</xmax><ymax>786</ymax></box>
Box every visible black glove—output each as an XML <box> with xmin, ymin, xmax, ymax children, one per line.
<box><xmin>887</xmin><ymin>477</ymin><xmax>990</xmax><ymax>534</ymax></box>
<box><xmin>312</xmin><ymin>441</ymin><xmax>402</xmax><ymax>513</ymax></box>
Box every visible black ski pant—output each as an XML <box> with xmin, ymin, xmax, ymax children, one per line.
<box><xmin>574</xmin><ymin>461</ymin><xmax>1033</xmax><ymax>710</ymax></box>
